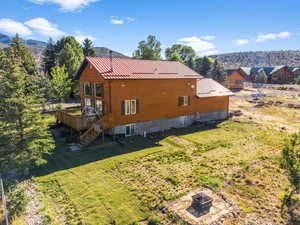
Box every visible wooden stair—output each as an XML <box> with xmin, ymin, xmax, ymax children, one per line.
<box><xmin>80</xmin><ymin>119</ymin><xmax>103</xmax><ymax>147</ymax></box>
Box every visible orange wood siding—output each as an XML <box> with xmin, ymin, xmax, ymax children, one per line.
<box><xmin>80</xmin><ymin>63</ymin><xmax>229</xmax><ymax>128</ymax></box>
<box><xmin>228</xmin><ymin>71</ymin><xmax>244</xmax><ymax>89</ymax></box>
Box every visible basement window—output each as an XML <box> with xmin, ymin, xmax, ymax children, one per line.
<box><xmin>179</xmin><ymin>96</ymin><xmax>190</xmax><ymax>106</ymax></box>
<box><xmin>83</xmin><ymin>82</ymin><xmax>91</xmax><ymax>96</ymax></box>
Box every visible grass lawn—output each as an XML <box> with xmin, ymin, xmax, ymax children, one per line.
<box><xmin>32</xmin><ymin>113</ymin><xmax>290</xmax><ymax>225</ymax></box>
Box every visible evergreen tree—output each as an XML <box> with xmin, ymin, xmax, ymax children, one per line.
<box><xmin>56</xmin><ymin>36</ymin><xmax>84</xmax><ymax>77</ymax></box>
<box><xmin>10</xmin><ymin>34</ymin><xmax>37</xmax><ymax>76</ymax></box>
<box><xmin>50</xmin><ymin>66</ymin><xmax>72</xmax><ymax>102</ymax></box>
<box><xmin>132</xmin><ymin>35</ymin><xmax>161</xmax><ymax>60</ymax></box>
<box><xmin>208</xmin><ymin>60</ymin><xmax>227</xmax><ymax>84</ymax></box>
<box><xmin>42</xmin><ymin>38</ymin><xmax>56</xmax><ymax>77</ymax></box>
<box><xmin>0</xmin><ymin>50</ymin><xmax>54</xmax><ymax>172</ymax></box>
<box><xmin>83</xmin><ymin>38</ymin><xmax>96</xmax><ymax>57</ymax></box>
<box><xmin>194</xmin><ymin>56</ymin><xmax>211</xmax><ymax>77</ymax></box>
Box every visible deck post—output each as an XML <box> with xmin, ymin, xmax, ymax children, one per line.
<box><xmin>102</xmin><ymin>130</ymin><xmax>105</xmax><ymax>143</ymax></box>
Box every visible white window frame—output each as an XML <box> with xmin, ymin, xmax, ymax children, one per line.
<box><xmin>124</xmin><ymin>99</ymin><xmax>137</xmax><ymax>115</ymax></box>
<box><xmin>124</xmin><ymin>100</ymin><xmax>131</xmax><ymax>115</ymax></box>
<box><xmin>83</xmin><ymin>82</ymin><xmax>91</xmax><ymax>96</ymax></box>
<box><xmin>130</xmin><ymin>100</ymin><xmax>137</xmax><ymax>115</ymax></box>
<box><xmin>95</xmin><ymin>100</ymin><xmax>103</xmax><ymax>114</ymax></box>
<box><xmin>84</xmin><ymin>98</ymin><xmax>91</xmax><ymax>107</ymax></box>
<box><xmin>125</xmin><ymin>123</ymin><xmax>136</xmax><ymax>137</ymax></box>
<box><xmin>182</xmin><ymin>96</ymin><xmax>189</xmax><ymax>106</ymax></box>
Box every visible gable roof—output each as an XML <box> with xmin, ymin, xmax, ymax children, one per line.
<box><xmin>239</xmin><ymin>67</ymin><xmax>252</xmax><ymax>76</ymax></box>
<box><xmin>196</xmin><ymin>78</ymin><xmax>233</xmax><ymax>98</ymax></box>
<box><xmin>75</xmin><ymin>57</ymin><xmax>202</xmax><ymax>80</ymax></box>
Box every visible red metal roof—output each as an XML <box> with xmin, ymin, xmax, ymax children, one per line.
<box><xmin>85</xmin><ymin>57</ymin><xmax>202</xmax><ymax>79</ymax></box>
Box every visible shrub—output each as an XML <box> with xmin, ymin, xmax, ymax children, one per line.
<box><xmin>148</xmin><ymin>215</ymin><xmax>162</xmax><ymax>225</ymax></box>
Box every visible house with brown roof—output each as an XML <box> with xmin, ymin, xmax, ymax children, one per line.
<box><xmin>56</xmin><ymin>57</ymin><xmax>233</xmax><ymax>146</ymax></box>
<box><xmin>226</xmin><ymin>69</ymin><xmax>245</xmax><ymax>89</ymax></box>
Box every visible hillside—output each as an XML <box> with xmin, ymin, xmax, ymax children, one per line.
<box><xmin>210</xmin><ymin>50</ymin><xmax>300</xmax><ymax>69</ymax></box>
<box><xmin>0</xmin><ymin>33</ymin><xmax>128</xmax><ymax>60</ymax></box>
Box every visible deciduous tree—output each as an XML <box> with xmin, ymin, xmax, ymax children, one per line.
<box><xmin>165</xmin><ymin>44</ymin><xmax>195</xmax><ymax>66</ymax></box>
<box><xmin>50</xmin><ymin>66</ymin><xmax>72</xmax><ymax>102</ymax></box>
<box><xmin>133</xmin><ymin>35</ymin><xmax>161</xmax><ymax>60</ymax></box>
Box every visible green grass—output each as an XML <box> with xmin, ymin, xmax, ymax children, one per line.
<box><xmin>33</xmin><ymin>117</ymin><xmax>289</xmax><ymax>225</ymax></box>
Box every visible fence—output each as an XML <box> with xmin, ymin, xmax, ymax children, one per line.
<box><xmin>0</xmin><ymin>176</ymin><xmax>9</xmax><ymax>225</ymax></box>
<box><xmin>244</xmin><ymin>82</ymin><xmax>300</xmax><ymax>89</ymax></box>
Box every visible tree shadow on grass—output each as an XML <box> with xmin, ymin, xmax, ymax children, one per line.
<box><xmin>33</xmin><ymin>121</ymin><xmax>221</xmax><ymax>177</ymax></box>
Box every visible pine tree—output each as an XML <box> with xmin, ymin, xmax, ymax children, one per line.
<box><xmin>50</xmin><ymin>66</ymin><xmax>72</xmax><ymax>102</ymax></box>
<box><xmin>10</xmin><ymin>34</ymin><xmax>37</xmax><ymax>76</ymax></box>
<box><xmin>208</xmin><ymin>60</ymin><xmax>227</xmax><ymax>84</ymax></box>
<box><xmin>198</xmin><ymin>56</ymin><xmax>211</xmax><ymax>77</ymax></box>
<box><xmin>42</xmin><ymin>38</ymin><xmax>56</xmax><ymax>77</ymax></box>
<box><xmin>0</xmin><ymin>50</ymin><xmax>54</xmax><ymax>172</ymax></box>
<box><xmin>56</xmin><ymin>37</ymin><xmax>84</xmax><ymax>77</ymax></box>
<box><xmin>83</xmin><ymin>38</ymin><xmax>96</xmax><ymax>57</ymax></box>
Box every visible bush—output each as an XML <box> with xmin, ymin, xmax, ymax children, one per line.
<box><xmin>148</xmin><ymin>215</ymin><xmax>162</xmax><ymax>225</ymax></box>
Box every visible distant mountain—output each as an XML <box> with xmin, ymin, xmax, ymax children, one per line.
<box><xmin>210</xmin><ymin>51</ymin><xmax>300</xmax><ymax>69</ymax></box>
<box><xmin>94</xmin><ymin>47</ymin><xmax>129</xmax><ymax>58</ymax></box>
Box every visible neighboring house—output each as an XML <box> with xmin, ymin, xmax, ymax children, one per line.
<box><xmin>238</xmin><ymin>66</ymin><xmax>293</xmax><ymax>84</ymax></box>
<box><xmin>56</xmin><ymin>57</ymin><xmax>233</xmax><ymax>146</ymax></box>
<box><xmin>289</xmin><ymin>67</ymin><xmax>300</xmax><ymax>81</ymax></box>
<box><xmin>226</xmin><ymin>69</ymin><xmax>245</xmax><ymax>89</ymax></box>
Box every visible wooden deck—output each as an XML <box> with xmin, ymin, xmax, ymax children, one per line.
<box><xmin>55</xmin><ymin>108</ymin><xmax>98</xmax><ymax>132</ymax></box>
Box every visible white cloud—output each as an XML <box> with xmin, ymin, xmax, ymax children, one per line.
<box><xmin>0</xmin><ymin>18</ymin><xmax>32</xmax><ymax>36</ymax></box>
<box><xmin>178</xmin><ymin>36</ymin><xmax>217</xmax><ymax>56</ymax></box>
<box><xmin>25</xmin><ymin>18</ymin><xmax>65</xmax><ymax>37</ymax></box>
<box><xmin>202</xmin><ymin>35</ymin><xmax>216</xmax><ymax>41</ymax></box>
<box><xmin>110</xmin><ymin>16</ymin><xmax>135</xmax><ymax>25</ymax></box>
<box><xmin>74</xmin><ymin>30</ymin><xmax>96</xmax><ymax>43</ymax></box>
<box><xmin>110</xmin><ymin>19</ymin><xmax>124</xmax><ymax>25</ymax></box>
<box><xmin>256</xmin><ymin>31</ymin><xmax>291</xmax><ymax>42</ymax></box>
<box><xmin>28</xmin><ymin>0</ymin><xmax>98</xmax><ymax>12</ymax></box>
<box><xmin>233</xmin><ymin>39</ymin><xmax>249</xmax><ymax>45</ymax></box>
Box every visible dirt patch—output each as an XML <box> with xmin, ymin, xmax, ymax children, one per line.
<box><xmin>168</xmin><ymin>188</ymin><xmax>239</xmax><ymax>225</ymax></box>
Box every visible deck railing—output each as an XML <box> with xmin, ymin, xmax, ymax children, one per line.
<box><xmin>55</xmin><ymin>109</ymin><xmax>98</xmax><ymax>131</ymax></box>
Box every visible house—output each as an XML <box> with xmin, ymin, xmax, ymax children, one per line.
<box><xmin>289</xmin><ymin>67</ymin><xmax>300</xmax><ymax>81</ymax></box>
<box><xmin>226</xmin><ymin>69</ymin><xmax>245</xmax><ymax>89</ymax></box>
<box><xmin>238</xmin><ymin>66</ymin><xmax>293</xmax><ymax>84</ymax></box>
<box><xmin>56</xmin><ymin>57</ymin><xmax>233</xmax><ymax>146</ymax></box>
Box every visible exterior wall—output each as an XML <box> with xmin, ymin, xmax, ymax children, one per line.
<box><xmin>228</xmin><ymin>71</ymin><xmax>245</xmax><ymax>89</ymax></box>
<box><xmin>113</xmin><ymin>110</ymin><xmax>228</xmax><ymax>135</ymax></box>
<box><xmin>79</xmin><ymin>63</ymin><xmax>230</xmax><ymax>130</ymax></box>
<box><xmin>271</xmin><ymin>67</ymin><xmax>293</xmax><ymax>84</ymax></box>
<box><xmin>108</xmin><ymin>79</ymin><xmax>229</xmax><ymax>128</ymax></box>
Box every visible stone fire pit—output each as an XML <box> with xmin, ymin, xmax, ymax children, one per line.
<box><xmin>168</xmin><ymin>188</ymin><xmax>237</xmax><ymax>225</ymax></box>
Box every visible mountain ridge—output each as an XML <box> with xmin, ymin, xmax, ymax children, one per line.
<box><xmin>210</xmin><ymin>50</ymin><xmax>300</xmax><ymax>69</ymax></box>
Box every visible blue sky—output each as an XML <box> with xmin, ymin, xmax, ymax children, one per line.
<box><xmin>0</xmin><ymin>0</ymin><xmax>300</xmax><ymax>56</ymax></box>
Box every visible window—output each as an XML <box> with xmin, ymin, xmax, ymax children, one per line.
<box><xmin>84</xmin><ymin>98</ymin><xmax>91</xmax><ymax>107</ymax></box>
<box><xmin>94</xmin><ymin>83</ymin><xmax>104</xmax><ymax>97</ymax></box>
<box><xmin>95</xmin><ymin>100</ymin><xmax>103</xmax><ymax>114</ymax></box>
<box><xmin>83</xmin><ymin>82</ymin><xmax>91</xmax><ymax>96</ymax></box>
<box><xmin>178</xmin><ymin>96</ymin><xmax>189</xmax><ymax>106</ymax></box>
<box><xmin>123</xmin><ymin>99</ymin><xmax>138</xmax><ymax>115</ymax></box>
<box><xmin>125</xmin><ymin>124</ymin><xmax>136</xmax><ymax>137</ymax></box>
<box><xmin>131</xmin><ymin>100</ymin><xmax>136</xmax><ymax>115</ymax></box>
<box><xmin>124</xmin><ymin>100</ymin><xmax>131</xmax><ymax>115</ymax></box>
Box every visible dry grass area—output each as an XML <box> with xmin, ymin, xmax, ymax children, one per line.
<box><xmin>231</xmin><ymin>89</ymin><xmax>300</xmax><ymax>132</ymax></box>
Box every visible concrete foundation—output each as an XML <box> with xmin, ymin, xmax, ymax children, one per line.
<box><xmin>112</xmin><ymin>110</ymin><xmax>228</xmax><ymax>136</ymax></box>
